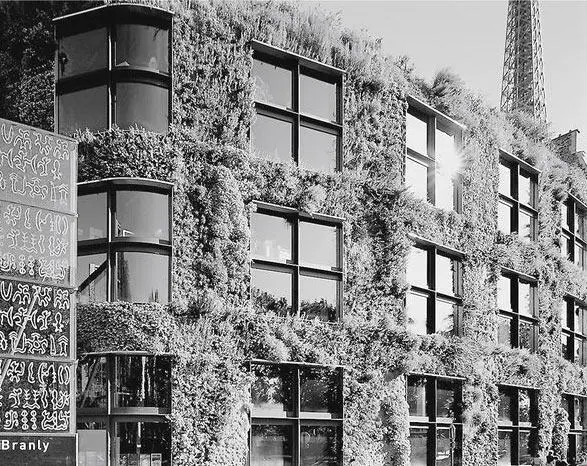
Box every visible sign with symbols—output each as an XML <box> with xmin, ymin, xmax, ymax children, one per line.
<box><xmin>0</xmin><ymin>116</ymin><xmax>76</xmax><ymax>459</ymax></box>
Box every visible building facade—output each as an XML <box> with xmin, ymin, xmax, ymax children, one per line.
<box><xmin>2</xmin><ymin>1</ymin><xmax>587</xmax><ymax>465</ymax></box>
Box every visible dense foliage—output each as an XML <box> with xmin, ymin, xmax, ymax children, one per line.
<box><xmin>4</xmin><ymin>0</ymin><xmax>587</xmax><ymax>464</ymax></box>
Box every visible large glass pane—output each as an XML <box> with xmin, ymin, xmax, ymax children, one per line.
<box><xmin>575</xmin><ymin>398</ymin><xmax>585</xmax><ymax>430</ymax></box>
<box><xmin>299</xmin><ymin>126</ymin><xmax>337</xmax><ymax>173</ymax></box>
<box><xmin>409</xmin><ymin>427</ymin><xmax>428</xmax><ymax>466</ymax></box>
<box><xmin>251</xmin><ymin>267</ymin><xmax>292</xmax><ymax>315</ymax></box>
<box><xmin>407</xmin><ymin>112</ymin><xmax>428</xmax><ymax>156</ymax></box>
<box><xmin>562</xmin><ymin>201</ymin><xmax>570</xmax><ymax>229</ymax></box>
<box><xmin>437</xmin><ymin>379</ymin><xmax>456</xmax><ymax>419</ymax></box>
<box><xmin>114</xmin><ymin>422</ymin><xmax>171</xmax><ymax>466</ymax></box>
<box><xmin>58</xmin><ymin>29</ymin><xmax>107</xmax><ymax>78</ymax></box>
<box><xmin>299</xmin><ymin>367</ymin><xmax>340</xmax><ymax>415</ymax></box>
<box><xmin>78</xmin><ymin>192</ymin><xmax>107</xmax><ymax>240</ymax></box>
<box><xmin>562</xmin><ymin>300</ymin><xmax>570</xmax><ymax>329</ymax></box>
<box><xmin>407</xmin><ymin>247</ymin><xmax>428</xmax><ymax>288</ymax></box>
<box><xmin>116</xmin><ymin>82</ymin><xmax>168</xmax><ymax>133</ymax></box>
<box><xmin>575</xmin><ymin>304</ymin><xmax>584</xmax><ymax>333</ymax></box>
<box><xmin>497</xmin><ymin>431</ymin><xmax>512</xmax><ymax>466</ymax></box>
<box><xmin>299</xmin><ymin>425</ymin><xmax>341</xmax><ymax>466</ymax></box>
<box><xmin>435</xmin><ymin>167</ymin><xmax>455</xmax><ymax>211</ymax></box>
<box><xmin>562</xmin><ymin>333</ymin><xmax>571</xmax><ymax>360</ymax></box>
<box><xmin>519</xmin><ymin>209</ymin><xmax>534</xmax><ymax>242</ymax></box>
<box><xmin>498</xmin><ymin>200</ymin><xmax>512</xmax><ymax>234</ymax></box>
<box><xmin>115</xmin><ymin>355</ymin><xmax>171</xmax><ymax>409</ymax></box>
<box><xmin>251</xmin><ymin>424</ymin><xmax>293</xmax><ymax>466</ymax></box>
<box><xmin>115</xmin><ymin>190</ymin><xmax>169</xmax><ymax>241</ymax></box>
<box><xmin>436</xmin><ymin>254</ymin><xmax>457</xmax><ymax>295</ymax></box>
<box><xmin>499</xmin><ymin>162</ymin><xmax>512</xmax><ymax>197</ymax></box>
<box><xmin>407</xmin><ymin>377</ymin><xmax>427</xmax><ymax>417</ymax></box>
<box><xmin>497</xmin><ymin>276</ymin><xmax>512</xmax><ymax>312</ymax></box>
<box><xmin>115</xmin><ymin>251</ymin><xmax>169</xmax><ymax>303</ymax></box>
<box><xmin>299</xmin><ymin>274</ymin><xmax>338</xmax><ymax>322</ymax></box>
<box><xmin>300</xmin><ymin>73</ymin><xmax>337</xmax><ymax>122</ymax></box>
<box><xmin>576</xmin><ymin>242</ymin><xmax>585</xmax><ymax>270</ymax></box>
<box><xmin>498</xmin><ymin>389</ymin><xmax>513</xmax><ymax>423</ymax></box>
<box><xmin>252</xmin><ymin>59</ymin><xmax>292</xmax><ymax>108</ymax></box>
<box><xmin>116</xmin><ymin>24</ymin><xmax>169</xmax><ymax>73</ymax></box>
<box><xmin>435</xmin><ymin>127</ymin><xmax>458</xmax><ymax>211</ymax></box>
<box><xmin>518</xmin><ymin>281</ymin><xmax>532</xmax><ymax>317</ymax></box>
<box><xmin>436</xmin><ymin>128</ymin><xmax>455</xmax><ymax>161</ymax></box>
<box><xmin>78</xmin><ymin>422</ymin><xmax>107</xmax><ymax>466</ymax></box>
<box><xmin>577</xmin><ymin>208</ymin><xmax>586</xmax><ymax>240</ymax></box>
<box><xmin>498</xmin><ymin>315</ymin><xmax>512</xmax><ymax>347</ymax></box>
<box><xmin>252</xmin><ymin>114</ymin><xmax>293</xmax><ymax>163</ymax></box>
<box><xmin>519</xmin><ymin>172</ymin><xmax>533</xmax><ymax>206</ymax></box>
<box><xmin>251</xmin><ymin>213</ymin><xmax>292</xmax><ymax>263</ymax></box>
<box><xmin>299</xmin><ymin>222</ymin><xmax>339</xmax><ymax>269</ymax></box>
<box><xmin>405</xmin><ymin>156</ymin><xmax>429</xmax><ymax>202</ymax></box>
<box><xmin>77</xmin><ymin>356</ymin><xmax>107</xmax><ymax>409</ymax></box>
<box><xmin>251</xmin><ymin>364</ymin><xmax>293</xmax><ymax>413</ymax></box>
<box><xmin>59</xmin><ymin>86</ymin><xmax>107</xmax><ymax>135</ymax></box>
<box><xmin>519</xmin><ymin>389</ymin><xmax>531</xmax><ymax>423</ymax></box>
<box><xmin>436</xmin><ymin>427</ymin><xmax>454</xmax><ymax>466</ymax></box>
<box><xmin>77</xmin><ymin>253</ymin><xmax>107</xmax><ymax>303</ymax></box>
<box><xmin>563</xmin><ymin>232</ymin><xmax>573</xmax><ymax>261</ymax></box>
<box><xmin>406</xmin><ymin>291</ymin><xmax>428</xmax><ymax>335</ymax></box>
<box><xmin>576</xmin><ymin>338</ymin><xmax>584</xmax><ymax>364</ymax></box>
<box><xmin>519</xmin><ymin>320</ymin><xmax>533</xmax><ymax>350</ymax></box>
<box><xmin>436</xmin><ymin>299</ymin><xmax>456</xmax><ymax>336</ymax></box>
<box><xmin>519</xmin><ymin>430</ymin><xmax>533</xmax><ymax>465</ymax></box>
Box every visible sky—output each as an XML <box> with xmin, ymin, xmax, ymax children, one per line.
<box><xmin>299</xmin><ymin>0</ymin><xmax>587</xmax><ymax>146</ymax></box>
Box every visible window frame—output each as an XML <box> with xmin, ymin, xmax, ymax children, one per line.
<box><xmin>497</xmin><ymin>268</ymin><xmax>539</xmax><ymax>352</ymax></box>
<box><xmin>563</xmin><ymin>393</ymin><xmax>587</xmax><ymax>465</ymax></box>
<box><xmin>249</xmin><ymin>201</ymin><xmax>344</xmax><ymax>321</ymax></box>
<box><xmin>561</xmin><ymin>295</ymin><xmax>587</xmax><ymax>366</ymax></box>
<box><xmin>406</xmin><ymin>236</ymin><xmax>464</xmax><ymax>336</ymax></box>
<box><xmin>77</xmin><ymin>177</ymin><xmax>173</xmax><ymax>304</ymax></box>
<box><xmin>405</xmin><ymin>95</ymin><xmax>465</xmax><ymax>213</ymax></box>
<box><xmin>248</xmin><ymin>360</ymin><xmax>343</xmax><ymax>466</ymax></box>
<box><xmin>406</xmin><ymin>373</ymin><xmax>464</xmax><ymax>465</ymax></box>
<box><xmin>54</xmin><ymin>3</ymin><xmax>173</xmax><ymax>134</ymax></box>
<box><xmin>498</xmin><ymin>149</ymin><xmax>539</xmax><ymax>241</ymax></box>
<box><xmin>561</xmin><ymin>194</ymin><xmax>587</xmax><ymax>270</ymax></box>
<box><xmin>250</xmin><ymin>40</ymin><xmax>344</xmax><ymax>172</ymax></box>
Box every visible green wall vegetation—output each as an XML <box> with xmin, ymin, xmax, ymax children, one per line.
<box><xmin>4</xmin><ymin>0</ymin><xmax>587</xmax><ymax>464</ymax></box>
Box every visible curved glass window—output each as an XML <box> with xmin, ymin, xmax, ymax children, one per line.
<box><xmin>115</xmin><ymin>82</ymin><xmax>169</xmax><ymax>133</ymax></box>
<box><xmin>116</xmin><ymin>24</ymin><xmax>169</xmax><ymax>73</ymax></box>
<box><xmin>59</xmin><ymin>28</ymin><xmax>107</xmax><ymax>78</ymax></box>
<box><xmin>58</xmin><ymin>86</ymin><xmax>107</xmax><ymax>135</ymax></box>
<box><xmin>77</xmin><ymin>178</ymin><xmax>173</xmax><ymax>304</ymax></box>
<box><xmin>115</xmin><ymin>355</ymin><xmax>171</xmax><ymax>408</ymax></box>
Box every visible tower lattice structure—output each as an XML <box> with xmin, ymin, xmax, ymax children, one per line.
<box><xmin>500</xmin><ymin>0</ymin><xmax>547</xmax><ymax>122</ymax></box>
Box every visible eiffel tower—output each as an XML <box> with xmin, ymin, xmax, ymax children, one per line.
<box><xmin>500</xmin><ymin>0</ymin><xmax>547</xmax><ymax>122</ymax></box>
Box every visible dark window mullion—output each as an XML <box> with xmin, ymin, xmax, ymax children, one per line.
<box><xmin>429</xmin><ymin>423</ymin><xmax>436</xmax><ymax>466</ymax></box>
<box><xmin>294</xmin><ymin>63</ymin><xmax>300</xmax><ymax>165</ymax></box>
<box><xmin>294</xmin><ymin>217</ymin><xmax>300</xmax><ymax>316</ymax></box>
<box><xmin>107</xmin><ymin>189</ymin><xmax>115</xmax><ymax>301</ymax></box>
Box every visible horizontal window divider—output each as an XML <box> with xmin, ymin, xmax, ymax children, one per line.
<box><xmin>298</xmin><ymin>412</ymin><xmax>341</xmax><ymax>420</ymax></box>
<box><xmin>251</xmin><ymin>259</ymin><xmax>296</xmax><ymax>271</ymax></box>
<box><xmin>298</xmin><ymin>266</ymin><xmax>343</xmax><ymax>278</ymax></box>
<box><xmin>435</xmin><ymin>291</ymin><xmax>462</xmax><ymax>302</ymax></box>
<box><xmin>111</xmin><ymin>236</ymin><xmax>171</xmax><ymax>246</ymax></box>
<box><xmin>518</xmin><ymin>314</ymin><xmax>539</xmax><ymax>323</ymax></box>
<box><xmin>111</xmin><ymin>408</ymin><xmax>171</xmax><ymax>415</ymax></box>
<box><xmin>500</xmin><ymin>266</ymin><xmax>538</xmax><ymax>283</ymax></box>
<box><xmin>255</xmin><ymin>101</ymin><xmax>297</xmax><ymax>120</ymax></box>
<box><xmin>408</xmin><ymin>372</ymin><xmax>466</xmax><ymax>381</ymax></box>
<box><xmin>407</xmin><ymin>94</ymin><xmax>467</xmax><ymax>130</ymax></box>
<box><xmin>498</xmin><ymin>382</ymin><xmax>539</xmax><ymax>391</ymax></box>
<box><xmin>407</xmin><ymin>147</ymin><xmax>434</xmax><ymax>163</ymax></box>
<box><xmin>112</xmin><ymin>69</ymin><xmax>171</xmax><ymax>87</ymax></box>
<box><xmin>519</xmin><ymin>204</ymin><xmax>539</xmax><ymax>214</ymax></box>
<box><xmin>251</xmin><ymin>409</ymin><xmax>290</xmax><ymax>419</ymax></box>
<box><xmin>79</xmin><ymin>177</ymin><xmax>174</xmax><ymax>193</ymax></box>
<box><xmin>299</xmin><ymin>114</ymin><xmax>342</xmax><ymax>132</ymax></box>
<box><xmin>499</xmin><ymin>148</ymin><xmax>541</xmax><ymax>175</ymax></box>
<box><xmin>108</xmin><ymin>242</ymin><xmax>172</xmax><ymax>254</ymax></box>
<box><xmin>408</xmin><ymin>233</ymin><xmax>465</xmax><ymax>258</ymax></box>
<box><xmin>78</xmin><ymin>238</ymin><xmax>109</xmax><ymax>249</ymax></box>
<box><xmin>56</xmin><ymin>71</ymin><xmax>109</xmax><ymax>94</ymax></box>
<box><xmin>251</xmin><ymin>200</ymin><xmax>345</xmax><ymax>223</ymax></box>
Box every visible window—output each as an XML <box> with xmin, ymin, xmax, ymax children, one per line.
<box><xmin>77</xmin><ymin>178</ymin><xmax>173</xmax><ymax>304</ymax></box>
<box><xmin>498</xmin><ymin>150</ymin><xmax>539</xmax><ymax>241</ymax></box>
<box><xmin>405</xmin><ymin>240</ymin><xmax>463</xmax><ymax>336</ymax></box>
<box><xmin>563</xmin><ymin>394</ymin><xmax>587</xmax><ymax>465</ymax></box>
<box><xmin>250</xmin><ymin>202</ymin><xmax>343</xmax><ymax>321</ymax></box>
<box><xmin>249</xmin><ymin>361</ymin><xmax>343</xmax><ymax>466</ymax></box>
<box><xmin>250</xmin><ymin>41</ymin><xmax>343</xmax><ymax>173</ymax></box>
<box><xmin>497</xmin><ymin>271</ymin><xmax>538</xmax><ymax>352</ymax></box>
<box><xmin>561</xmin><ymin>196</ymin><xmax>587</xmax><ymax>270</ymax></box>
<box><xmin>405</xmin><ymin>96</ymin><xmax>464</xmax><ymax>212</ymax></box>
<box><xmin>497</xmin><ymin>386</ymin><xmax>538</xmax><ymax>466</ymax></box>
<box><xmin>407</xmin><ymin>374</ymin><xmax>463</xmax><ymax>465</ymax></box>
<box><xmin>77</xmin><ymin>352</ymin><xmax>172</xmax><ymax>466</ymax></box>
<box><xmin>55</xmin><ymin>4</ymin><xmax>172</xmax><ymax>135</ymax></box>
<box><xmin>561</xmin><ymin>296</ymin><xmax>587</xmax><ymax>366</ymax></box>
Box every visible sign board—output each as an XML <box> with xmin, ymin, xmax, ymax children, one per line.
<box><xmin>0</xmin><ymin>118</ymin><xmax>77</xmax><ymax>461</ymax></box>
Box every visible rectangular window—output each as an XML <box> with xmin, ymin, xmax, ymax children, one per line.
<box><xmin>497</xmin><ymin>271</ymin><xmax>538</xmax><ymax>352</ymax></box>
<box><xmin>498</xmin><ymin>150</ymin><xmax>539</xmax><ymax>241</ymax></box>
<box><xmin>250</xmin><ymin>203</ymin><xmax>343</xmax><ymax>321</ymax></box>
<box><xmin>406</xmin><ymin>242</ymin><xmax>463</xmax><ymax>336</ymax></box>
<box><xmin>561</xmin><ymin>196</ymin><xmax>587</xmax><ymax>271</ymax></box>
<box><xmin>405</xmin><ymin>96</ymin><xmax>464</xmax><ymax>212</ymax></box>
<box><xmin>497</xmin><ymin>386</ymin><xmax>538</xmax><ymax>466</ymax></box>
<box><xmin>250</xmin><ymin>362</ymin><xmax>343</xmax><ymax>466</ymax></box>
<box><xmin>251</xmin><ymin>43</ymin><xmax>343</xmax><ymax>173</ymax></box>
<box><xmin>407</xmin><ymin>375</ymin><xmax>463</xmax><ymax>465</ymax></box>
<box><xmin>561</xmin><ymin>296</ymin><xmax>587</xmax><ymax>366</ymax></box>
<box><xmin>563</xmin><ymin>394</ymin><xmax>587</xmax><ymax>464</ymax></box>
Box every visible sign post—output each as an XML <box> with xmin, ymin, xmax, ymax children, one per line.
<box><xmin>0</xmin><ymin>118</ymin><xmax>77</xmax><ymax>464</ymax></box>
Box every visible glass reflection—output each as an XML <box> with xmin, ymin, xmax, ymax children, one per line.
<box><xmin>251</xmin><ymin>213</ymin><xmax>292</xmax><ymax>263</ymax></box>
<box><xmin>519</xmin><ymin>430</ymin><xmax>533</xmax><ymax>465</ymax></box>
<box><xmin>405</xmin><ymin>156</ymin><xmax>429</xmax><ymax>202</ymax></box>
<box><xmin>519</xmin><ymin>321</ymin><xmax>533</xmax><ymax>350</ymax></box>
<box><xmin>116</xmin><ymin>82</ymin><xmax>168</xmax><ymax>133</ymax></box>
<box><xmin>252</xmin><ymin>114</ymin><xmax>293</xmax><ymax>163</ymax></box>
<box><xmin>78</xmin><ymin>253</ymin><xmax>107</xmax><ymax>303</ymax></box>
<box><xmin>116</xmin><ymin>191</ymin><xmax>169</xmax><ymax>241</ymax></box>
<box><xmin>299</xmin><ymin>367</ymin><xmax>340</xmax><ymax>414</ymax></box>
<box><xmin>576</xmin><ymin>242</ymin><xmax>585</xmax><ymax>269</ymax></box>
<box><xmin>299</xmin><ymin>274</ymin><xmax>338</xmax><ymax>322</ymax></box>
<box><xmin>498</xmin><ymin>389</ymin><xmax>513</xmax><ymax>422</ymax></box>
<box><xmin>576</xmin><ymin>338</ymin><xmax>584</xmax><ymax>364</ymax></box>
<box><xmin>407</xmin><ymin>113</ymin><xmax>428</xmax><ymax>156</ymax></box>
<box><xmin>300</xmin><ymin>74</ymin><xmax>337</xmax><ymax>122</ymax></box>
<box><xmin>409</xmin><ymin>427</ymin><xmax>428</xmax><ymax>466</ymax></box>
<box><xmin>575</xmin><ymin>398</ymin><xmax>586</xmax><ymax>430</ymax></box>
<box><xmin>252</xmin><ymin>59</ymin><xmax>292</xmax><ymax>108</ymax></box>
<box><xmin>251</xmin><ymin>424</ymin><xmax>293</xmax><ymax>466</ymax></box>
<box><xmin>299</xmin><ymin>126</ymin><xmax>337</xmax><ymax>173</ymax></box>
<box><xmin>562</xmin><ymin>201</ymin><xmax>570</xmax><ymax>229</ymax></box>
<box><xmin>78</xmin><ymin>193</ymin><xmax>107</xmax><ymax>240</ymax></box>
<box><xmin>577</xmin><ymin>208</ymin><xmax>586</xmax><ymax>240</ymax></box>
<box><xmin>115</xmin><ymin>355</ymin><xmax>171</xmax><ymax>409</ymax></box>
<box><xmin>498</xmin><ymin>200</ymin><xmax>512</xmax><ymax>234</ymax></box>
<box><xmin>499</xmin><ymin>163</ymin><xmax>512</xmax><ymax>197</ymax></box>
<box><xmin>59</xmin><ymin>86</ymin><xmax>107</xmax><ymax>135</ymax></box>
<box><xmin>115</xmin><ymin>422</ymin><xmax>171</xmax><ymax>466</ymax></box>
<box><xmin>519</xmin><ymin>209</ymin><xmax>533</xmax><ymax>242</ymax></box>
<box><xmin>497</xmin><ymin>276</ymin><xmax>512</xmax><ymax>312</ymax></box>
<box><xmin>115</xmin><ymin>251</ymin><xmax>169</xmax><ymax>303</ymax></box>
<box><xmin>406</xmin><ymin>291</ymin><xmax>428</xmax><ymax>335</ymax></box>
<box><xmin>436</xmin><ymin>299</ymin><xmax>455</xmax><ymax>336</ymax></box>
<box><xmin>77</xmin><ymin>356</ymin><xmax>107</xmax><ymax>409</ymax></box>
<box><xmin>407</xmin><ymin>247</ymin><xmax>428</xmax><ymax>288</ymax></box>
<box><xmin>437</xmin><ymin>379</ymin><xmax>456</xmax><ymax>419</ymax></box>
<box><xmin>575</xmin><ymin>304</ymin><xmax>584</xmax><ymax>333</ymax></box>
<box><xmin>116</xmin><ymin>24</ymin><xmax>169</xmax><ymax>73</ymax></box>
<box><xmin>59</xmin><ymin>29</ymin><xmax>107</xmax><ymax>78</ymax></box>
<box><xmin>299</xmin><ymin>222</ymin><xmax>338</xmax><ymax>269</ymax></box>
<box><xmin>300</xmin><ymin>425</ymin><xmax>341</xmax><ymax>466</ymax></box>
<box><xmin>436</xmin><ymin>254</ymin><xmax>456</xmax><ymax>295</ymax></box>
<box><xmin>251</xmin><ymin>364</ymin><xmax>293</xmax><ymax>413</ymax></box>
<box><xmin>436</xmin><ymin>428</ymin><xmax>453</xmax><ymax>466</ymax></box>
<box><xmin>562</xmin><ymin>301</ymin><xmax>569</xmax><ymax>329</ymax></box>
<box><xmin>519</xmin><ymin>389</ymin><xmax>531</xmax><ymax>423</ymax></box>
<box><xmin>562</xmin><ymin>334</ymin><xmax>571</xmax><ymax>360</ymax></box>
<box><xmin>518</xmin><ymin>281</ymin><xmax>532</xmax><ymax>316</ymax></box>
<box><xmin>78</xmin><ymin>423</ymin><xmax>107</xmax><ymax>466</ymax></box>
<box><xmin>497</xmin><ymin>430</ymin><xmax>512</xmax><ymax>465</ymax></box>
<box><xmin>407</xmin><ymin>377</ymin><xmax>427</xmax><ymax>417</ymax></box>
<box><xmin>519</xmin><ymin>172</ymin><xmax>533</xmax><ymax>206</ymax></box>
<box><xmin>498</xmin><ymin>316</ymin><xmax>512</xmax><ymax>347</ymax></box>
<box><xmin>251</xmin><ymin>267</ymin><xmax>292</xmax><ymax>315</ymax></box>
<box><xmin>435</xmin><ymin>167</ymin><xmax>455</xmax><ymax>211</ymax></box>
